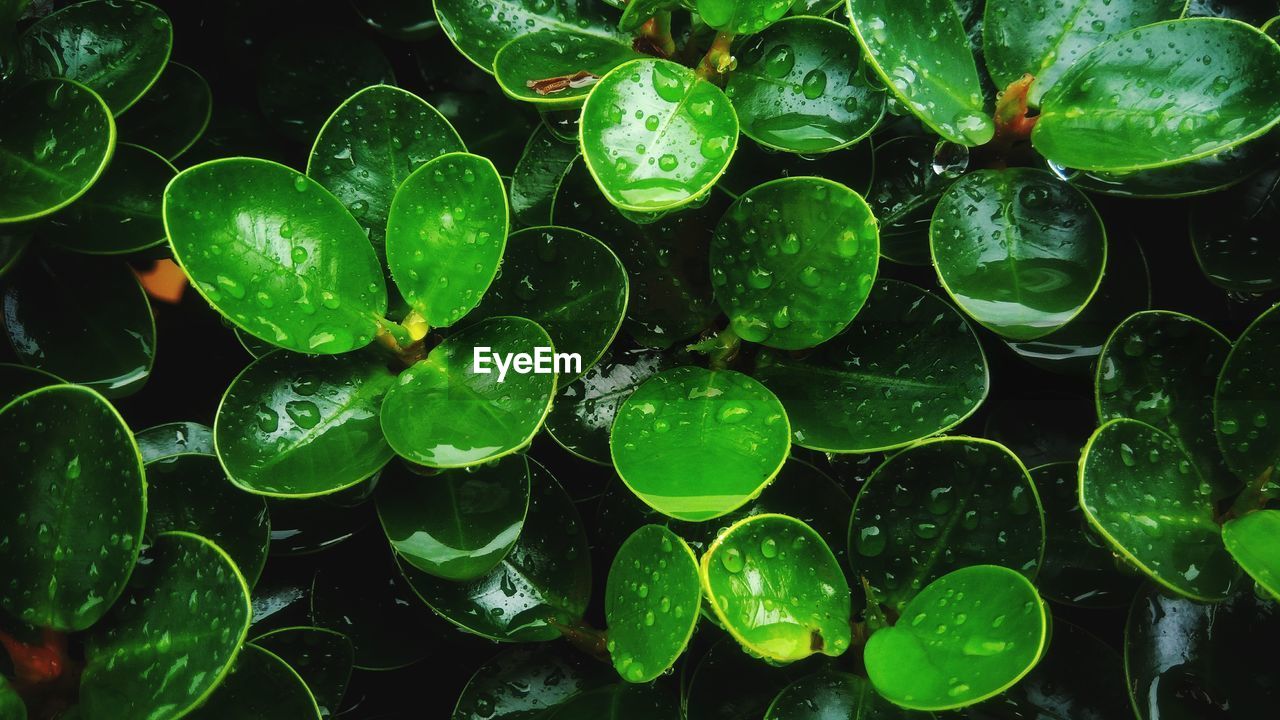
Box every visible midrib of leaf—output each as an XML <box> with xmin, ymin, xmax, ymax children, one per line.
<box><xmin>893</xmin><ymin>492</ymin><xmax>970</xmax><ymax>610</ymax></box>
<box><xmin>0</xmin><ymin>142</ymin><xmax>77</xmax><ymax>188</ymax></box>
<box><xmin>483</xmin><ymin>0</ymin><xmax>624</xmax><ymax>46</ymax></box>
<box><xmin>768</xmin><ymin>358</ymin><xmax>957</xmax><ymax>392</ymax></box>
<box><xmin>250</xmin><ymin>367</ymin><xmax>391</xmax><ymax>474</ymax></box>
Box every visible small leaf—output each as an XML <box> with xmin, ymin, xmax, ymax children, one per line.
<box><xmin>81</xmin><ymin>532</ymin><xmax>252</xmax><ymax>719</ymax></box>
<box><xmin>701</xmin><ymin>513</ymin><xmax>851</xmax><ymax>662</ymax></box>
<box><xmin>454</xmin><ymin>645</ymin><xmax>613</xmax><ymax>720</ymax></box>
<box><xmin>119</xmin><ymin>61</ymin><xmax>212</xmax><ymax>160</ymax></box>
<box><xmin>512</xmin><ymin>125</ymin><xmax>580</xmax><ymax>227</ymax></box>
<box><xmin>376</xmin><ymin>454</ymin><xmax>530</xmax><ymax>581</ymax></box>
<box><xmin>547</xmin><ymin>346</ymin><xmax>674</xmax><ymax>464</ymax></box>
<box><xmin>1034</xmin><ymin>18</ymin><xmax>1280</xmax><ymax>172</ymax></box>
<box><xmin>0</xmin><ymin>384</ymin><xmax>145</xmax><ymax>631</ymax></box>
<box><xmin>1080</xmin><ymin>418</ymin><xmax>1237</xmax><ymax>601</ymax></box>
<box><xmin>16</xmin><ymin>0</ymin><xmax>172</xmax><ymax>115</ymax></box>
<box><xmin>216</xmin><ymin>350</ymin><xmax>396</xmax><ymax>497</ymax></box>
<box><xmin>435</xmin><ymin>0</ymin><xmax>626</xmax><ymax>72</ymax></box>
<box><xmin>165</xmin><ymin>158</ymin><xmax>388</xmax><ymax>355</ymax></box>
<box><xmin>186</xmin><ymin>644</ymin><xmax>322</xmax><ymax>720</ymax></box>
<box><xmin>1214</xmin><ymin>301</ymin><xmax>1280</xmax><ymax>487</ymax></box>
<box><xmin>380</xmin><ymin>317</ymin><xmax>557</xmax><ymax>468</ymax></box>
<box><xmin>863</xmin><ymin>565</ymin><xmax>1048</xmax><ymax>712</ymax></box>
<box><xmin>765</xmin><ymin>672</ymin><xmax>920</xmax><ymax>720</ymax></box>
<box><xmin>1222</xmin><ymin>510</ymin><xmax>1280</xmax><ymax>599</ymax></box>
<box><xmin>846</xmin><ymin>0</ymin><xmax>993</xmax><ymax>145</ymax></box>
<box><xmin>696</xmin><ymin>0</ymin><xmax>797</xmax><ymax>34</ymax></box>
<box><xmin>495</xmin><ymin>31</ymin><xmax>640</xmax><ymax>108</ymax></box>
<box><xmin>252</xmin><ymin>627</ymin><xmax>355</xmax><ymax>719</ymax></box>
<box><xmin>44</xmin><ymin>143</ymin><xmax>175</xmax><ymax>255</ymax></box>
<box><xmin>606</xmin><ymin>525</ymin><xmax>701</xmax><ymax>682</ymax></box>
<box><xmin>611</xmin><ymin>366</ymin><xmax>791</xmax><ymax>522</ymax></box>
<box><xmin>931</xmin><ymin>168</ymin><xmax>1107</xmax><ymax>341</ymax></box>
<box><xmin>386</xmin><ymin>152</ymin><xmax>508</xmax><ymax>327</ymax></box>
<box><xmin>580</xmin><ymin>58</ymin><xmax>738</xmax><ymax>213</ymax></box>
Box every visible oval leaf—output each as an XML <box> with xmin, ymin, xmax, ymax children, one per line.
<box><xmin>435</xmin><ymin>0</ymin><xmax>626</xmax><ymax>71</ymax></box>
<box><xmin>251</xmin><ymin>627</ymin><xmax>354</xmax><ymax>719</ymax></box>
<box><xmin>697</xmin><ymin>0</ymin><xmax>796</xmax><ymax>34</ymax></box>
<box><xmin>187</xmin><ymin>644</ymin><xmax>321</xmax><ymax>720</ymax></box>
<box><xmin>546</xmin><ymin>346</ymin><xmax>673</xmax><ymax>464</ymax></box>
<box><xmin>44</xmin><ymin>143</ymin><xmax>175</xmax><ymax>255</ymax></box>
<box><xmin>454</xmin><ymin>645</ymin><xmax>612</xmax><ymax>720</ymax></box>
<box><xmin>606</xmin><ymin>525</ymin><xmax>700</xmax><ymax>682</ymax></box>
<box><xmin>119</xmin><ymin>61</ymin><xmax>212</xmax><ymax>160</ymax></box>
<box><xmin>1190</xmin><ymin>165</ymin><xmax>1280</xmax><ymax>292</ymax></box>
<box><xmin>495</xmin><ymin>31</ymin><xmax>640</xmax><ymax>108</ymax></box>
<box><xmin>766</xmin><ymin>672</ymin><xmax>919</xmax><ymax>720</ymax></box>
<box><xmin>1222</xmin><ymin>509</ymin><xmax>1280</xmax><ymax>598</ymax></box>
<box><xmin>1215</xmin><ymin>301</ymin><xmax>1280</xmax><ymax>484</ymax></box>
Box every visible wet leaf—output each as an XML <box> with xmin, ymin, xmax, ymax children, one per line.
<box><xmin>187</xmin><ymin>643</ymin><xmax>321</xmax><ymax>720</ymax></box>
<box><xmin>1214</xmin><ymin>301</ymin><xmax>1280</xmax><ymax>486</ymax></box>
<box><xmin>252</xmin><ymin>626</ymin><xmax>355</xmax><ymax>718</ymax></box>
<box><xmin>1222</xmin><ymin>509</ymin><xmax>1280</xmax><ymax>598</ymax></box>
<box><xmin>1190</xmin><ymin>165</ymin><xmax>1280</xmax><ymax>292</ymax></box>
<box><xmin>43</xmin><ymin>143</ymin><xmax>175</xmax><ymax>255</ymax></box>
<box><xmin>435</xmin><ymin>0</ymin><xmax>625</xmax><ymax>71</ymax></box>
<box><xmin>0</xmin><ymin>361</ymin><xmax>60</xmax><ymax>408</ymax></box>
<box><xmin>545</xmin><ymin>683</ymin><xmax>679</xmax><ymax>720</ymax></box>
<box><xmin>494</xmin><ymin>31</ymin><xmax>640</xmax><ymax>108</ymax></box>
<box><xmin>765</xmin><ymin>671</ymin><xmax>920</xmax><ymax>719</ymax></box>
<box><xmin>696</xmin><ymin>0</ymin><xmax>796</xmax><ymax>34</ymax></box>
<box><xmin>605</xmin><ymin>525</ymin><xmax>700</xmax><ymax>682</ymax></box>
<box><xmin>134</xmin><ymin>421</ymin><xmax>214</xmax><ymax>462</ymax></box>
<box><xmin>119</xmin><ymin>61</ymin><xmax>212</xmax><ymax>160</ymax></box>
<box><xmin>869</xmin><ymin>136</ymin><xmax>958</xmax><ymax>266</ymax></box>
<box><xmin>452</xmin><ymin>644</ymin><xmax>613</xmax><ymax>720</ymax></box>
<box><xmin>511</xmin><ymin>125</ymin><xmax>579</xmax><ymax>227</ymax></box>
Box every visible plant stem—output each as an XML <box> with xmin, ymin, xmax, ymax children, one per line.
<box><xmin>374</xmin><ymin>314</ymin><xmax>430</xmax><ymax>368</ymax></box>
<box><xmin>687</xmin><ymin>325</ymin><xmax>741</xmax><ymax>370</ymax></box>
<box><xmin>1223</xmin><ymin>464</ymin><xmax>1277</xmax><ymax>521</ymax></box>
<box><xmin>976</xmin><ymin>74</ymin><xmax>1039</xmax><ymax>168</ymax></box>
<box><xmin>636</xmin><ymin>12</ymin><xmax>676</xmax><ymax>57</ymax></box>
<box><xmin>695</xmin><ymin>31</ymin><xmax>736</xmax><ymax>81</ymax></box>
<box><xmin>547</xmin><ymin>617</ymin><xmax>611</xmax><ymax>664</ymax></box>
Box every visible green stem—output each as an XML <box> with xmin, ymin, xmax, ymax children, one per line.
<box><xmin>696</xmin><ymin>31</ymin><xmax>736</xmax><ymax>81</ymax></box>
<box><xmin>687</xmin><ymin>325</ymin><xmax>741</xmax><ymax>370</ymax></box>
<box><xmin>859</xmin><ymin>576</ymin><xmax>891</xmax><ymax>633</ymax></box>
<box><xmin>1224</xmin><ymin>464</ymin><xmax>1277</xmax><ymax>521</ymax></box>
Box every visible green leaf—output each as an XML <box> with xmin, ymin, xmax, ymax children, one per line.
<box><xmin>376</xmin><ymin>454</ymin><xmax>530</xmax><ymax>581</ymax></box>
<box><xmin>1030</xmin><ymin>462</ymin><xmax>1141</xmax><ymax>608</ymax></box>
<box><xmin>2</xmin><ymin>253</ymin><xmax>155</xmax><ymax>398</ymax></box>
<box><xmin>1187</xmin><ymin>0</ymin><xmax>1277</xmax><ymax>24</ymax></box>
<box><xmin>846</xmin><ymin>0</ymin><xmax>993</xmax><ymax>145</ymax></box>
<box><xmin>187</xmin><ymin>644</ymin><xmax>322</xmax><ymax>720</ymax></box>
<box><xmin>435</xmin><ymin>0</ymin><xmax>626</xmax><ymax>71</ymax></box>
<box><xmin>80</xmin><ymin>532</ymin><xmax>252</xmax><ymax>719</ymax></box>
<box><xmin>119</xmin><ymin>61</ymin><xmax>212</xmax><ymax>160</ymax></box>
<box><xmin>467</xmin><ymin>226</ymin><xmax>628</xmax><ymax>378</ymax></box>
<box><xmin>135</xmin><ymin>421</ymin><xmax>214</xmax><ymax>462</ymax></box>
<box><xmin>983</xmin><ymin>0</ymin><xmax>1185</xmax><ymax>103</ymax></box>
<box><xmin>398</xmin><ymin>459</ymin><xmax>592</xmax><ymax>641</ymax></box>
<box><xmin>494</xmin><ymin>31</ymin><xmax>641</xmax><ymax>108</ymax></box>
<box><xmin>386</xmin><ymin>151</ymin><xmax>508</xmax><ymax>327</ymax></box>
<box><xmin>1079</xmin><ymin>418</ymin><xmax>1237</xmax><ymax>601</ymax></box>
<box><xmin>579</xmin><ymin>58</ymin><xmax>738</xmax><ymax>213</ymax></box>
<box><xmin>755</xmin><ymin>279</ymin><xmax>988</xmax><ymax>453</ymax></box>
<box><xmin>143</xmin><ymin>453</ymin><xmax>270</xmax><ymax>587</ymax></box>
<box><xmin>0</xmin><ymin>384</ymin><xmax>144</xmax><ymax>631</ymax></box>
<box><xmin>1034</xmin><ymin>18</ymin><xmax>1280</xmax><ymax>172</ymax></box>
<box><xmin>0</xmin><ymin>231</ymin><xmax>30</xmax><ymax>278</ymax></box>
<box><xmin>863</xmin><ymin>565</ymin><xmax>1048</xmax><ymax>712</ymax></box>
<box><xmin>547</xmin><ymin>346</ymin><xmax>673</xmax><ymax>464</ymax></box>
<box><xmin>266</xmin><ymin>495</ymin><xmax>370</xmax><ymax>557</ymax></box>
<box><xmin>710</xmin><ymin>176</ymin><xmax>879</xmax><ymax>349</ymax></box>
<box><xmin>353</xmin><ymin>0</ymin><xmax>439</xmax><ymax>41</ymax></box>
<box><xmin>454</xmin><ymin>645</ymin><xmax>613</xmax><ymax>720</ymax></box>
<box><xmin>252</xmin><ymin>627</ymin><xmax>355</xmax><ymax>718</ymax></box>
<box><xmin>868</xmin><ymin>136</ymin><xmax>959</xmax><ymax>266</ymax></box>
<box><xmin>0</xmin><ymin>361</ymin><xmax>60</xmax><ymax>408</ymax></box>
<box><xmin>696</xmin><ymin>0</ymin><xmax>796</xmax><ymax>34</ymax></box>
<box><xmin>701</xmin><ymin>513</ymin><xmax>851</xmax><ymax>662</ymax></box>
<box><xmin>849</xmin><ymin>437</ymin><xmax>1044</xmax><ymax>610</ymax></box>
<box><xmin>1191</xmin><ymin>165</ymin><xmax>1280</xmax><ymax>292</ymax></box>
<box><xmin>1126</xmin><ymin>585</ymin><xmax>1279</xmax><ymax>720</ymax></box>
<box><xmin>381</xmin><ymin>317</ymin><xmax>557</xmax><ymax>467</ymax></box>
<box><xmin>16</xmin><ymin>0</ymin><xmax>172</xmax><ymax>115</ymax></box>
<box><xmin>546</xmin><ymin>684</ymin><xmax>679</xmax><ymax>720</ymax></box>
<box><xmin>685</xmin><ymin>635</ymin><xmax>826</xmax><ymax>720</ymax></box>
<box><xmin>721</xmin><ymin>129</ymin><xmax>876</xmax><ymax>198</ymax></box>
<box><xmin>215</xmin><ymin>350</ymin><xmax>396</xmax><ymax>497</ymax></box>
<box><xmin>605</xmin><ymin>525</ymin><xmax>701</xmax><ymax>682</ymax></box>
<box><xmin>1223</xmin><ymin>509</ymin><xmax>1280</xmax><ymax>598</ymax></box>
<box><xmin>307</xmin><ymin>84</ymin><xmax>465</xmax><ymax>270</ymax></box>
<box><xmin>1064</xmin><ymin>135</ymin><xmax>1280</xmax><ymax>199</ymax></box>
<box><xmin>164</xmin><ymin>157</ymin><xmax>388</xmax><ymax>355</ymax></box>
<box><xmin>619</xmin><ymin>0</ymin><xmax>681</xmax><ymax>31</ymax></box>
<box><xmin>1097</xmin><ymin>311</ymin><xmax>1236</xmax><ymax>499</ymax></box>
<box><xmin>765</xmin><ymin>672</ymin><xmax>920</xmax><ymax>720</ymax></box>
<box><xmin>0</xmin><ymin>676</ymin><xmax>23</xmax><ymax>720</ymax></box>
<box><xmin>611</xmin><ymin>366</ymin><xmax>791</xmax><ymax>521</ymax></box>
<box><xmin>43</xmin><ymin>143</ymin><xmax>175</xmax><ymax>255</ymax></box>
<box><xmin>512</xmin><ymin>125</ymin><xmax>580</xmax><ymax>227</ymax></box>
<box><xmin>726</xmin><ymin>16</ymin><xmax>885</xmax><ymax>154</ymax></box>
<box><xmin>0</xmin><ymin>78</ymin><xmax>115</xmax><ymax>224</ymax></box>
<box><xmin>931</xmin><ymin>168</ymin><xmax>1107</xmax><ymax>341</ymax></box>
<box><xmin>1214</xmin><ymin>301</ymin><xmax>1280</xmax><ymax>486</ymax></box>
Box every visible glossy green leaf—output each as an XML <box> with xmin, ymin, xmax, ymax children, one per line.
<box><xmin>710</xmin><ymin>176</ymin><xmax>879</xmax><ymax>349</ymax></box>
<box><xmin>143</xmin><ymin>453</ymin><xmax>270</xmax><ymax>587</ymax></box>
<box><xmin>546</xmin><ymin>683</ymin><xmax>679</xmax><ymax>720</ymax></box>
<box><xmin>385</xmin><ymin>151</ymin><xmax>508</xmax><ymax>327</ymax></box>
<box><xmin>377</xmin><ymin>454</ymin><xmax>530</xmax><ymax>581</ymax></box>
<box><xmin>755</xmin><ymin>279</ymin><xmax>988</xmax><ymax>453</ymax></box>
<box><xmin>931</xmin><ymin>168</ymin><xmax>1107</xmax><ymax>341</ymax></box>
<box><xmin>701</xmin><ymin>513</ymin><xmax>850</xmax><ymax>662</ymax></box>
<box><xmin>0</xmin><ymin>384</ymin><xmax>144</xmax><ymax>631</ymax></box>
<box><xmin>1034</xmin><ymin>18</ymin><xmax>1280</xmax><ymax>172</ymax></box>
<box><xmin>399</xmin><ymin>460</ymin><xmax>592</xmax><ymax>641</ymax></box>
<box><xmin>1222</xmin><ymin>509</ymin><xmax>1280</xmax><ymax>598</ymax></box>
<box><xmin>2</xmin><ymin>253</ymin><xmax>154</xmax><ymax>397</ymax></box>
<box><xmin>1097</xmin><ymin>311</ymin><xmax>1236</xmax><ymax>499</ymax></box>
<box><xmin>605</xmin><ymin>525</ymin><xmax>700</xmax><ymax>682</ymax></box>
<box><xmin>864</xmin><ymin>565</ymin><xmax>1048</xmax><ymax>712</ymax></box>
<box><xmin>0</xmin><ymin>361</ymin><xmax>60</xmax><ymax>408</ymax></box>
<box><xmin>80</xmin><ymin>532</ymin><xmax>251</xmax><ymax>719</ymax></box>
<box><xmin>547</xmin><ymin>346</ymin><xmax>673</xmax><ymax>464</ymax></box>
<box><xmin>119</xmin><ymin>61</ymin><xmax>211</xmax><ymax>160</ymax></box>
<box><xmin>307</xmin><ymin>84</ymin><xmax>465</xmax><ymax>269</ymax></box>
<box><xmin>619</xmin><ymin>0</ymin><xmax>680</xmax><ymax>31</ymax></box>
<box><xmin>0</xmin><ymin>78</ymin><xmax>115</xmax><ymax>224</ymax></box>
<box><xmin>579</xmin><ymin>58</ymin><xmax>738</xmax><ymax>213</ymax></box>
<box><xmin>1126</xmin><ymin>585</ymin><xmax>1279</xmax><ymax>720</ymax></box>
<box><xmin>164</xmin><ymin>157</ymin><xmax>388</xmax><ymax>355</ymax></box>
<box><xmin>697</xmin><ymin>0</ymin><xmax>796</xmax><ymax>34</ymax></box>
<box><xmin>1191</xmin><ymin>165</ymin><xmax>1280</xmax><ymax>292</ymax></box>
<box><xmin>1080</xmin><ymin>418</ymin><xmax>1237</xmax><ymax>601</ymax></box>
<box><xmin>467</xmin><ymin>226</ymin><xmax>628</xmax><ymax>377</ymax></box>
<box><xmin>685</xmin><ymin>635</ymin><xmax>826</xmax><ymax>720</ymax></box>
<box><xmin>435</xmin><ymin>0</ymin><xmax>625</xmax><ymax>71</ymax></box>
<box><xmin>1065</xmin><ymin>135</ymin><xmax>1280</xmax><ymax>199</ymax></box>
<box><xmin>453</xmin><ymin>645</ymin><xmax>613</xmax><ymax>720</ymax></box>
<box><xmin>266</xmin><ymin>494</ymin><xmax>370</xmax><ymax>557</ymax></box>
<box><xmin>726</xmin><ymin>16</ymin><xmax>886</xmax><ymax>154</ymax></box>
<box><xmin>1187</xmin><ymin>0</ymin><xmax>1277</xmax><ymax>24</ymax></box>
<box><xmin>512</xmin><ymin>125</ymin><xmax>579</xmax><ymax>227</ymax></box>
<box><xmin>846</xmin><ymin>0</ymin><xmax>993</xmax><ymax>145</ymax></box>
<box><xmin>765</xmin><ymin>672</ymin><xmax>920</xmax><ymax>720</ymax></box>
<box><xmin>43</xmin><ymin>143</ymin><xmax>174</xmax><ymax>255</ymax></box>
<box><xmin>849</xmin><ymin>437</ymin><xmax>1044</xmax><ymax>610</ymax></box>
<box><xmin>983</xmin><ymin>0</ymin><xmax>1185</xmax><ymax>103</ymax></box>
<box><xmin>1215</xmin><ymin>301</ymin><xmax>1280</xmax><ymax>485</ymax></box>
<box><xmin>425</xmin><ymin>84</ymin><xmax>537</xmax><ymax>175</ymax></box>
<box><xmin>187</xmin><ymin>644</ymin><xmax>321</xmax><ymax>720</ymax></box>
<box><xmin>1030</xmin><ymin>462</ymin><xmax>1140</xmax><ymax>608</ymax></box>
<box><xmin>252</xmin><ymin>627</ymin><xmax>354</xmax><ymax>719</ymax></box>
<box><xmin>721</xmin><ymin>129</ymin><xmax>876</xmax><ymax>198</ymax></box>
<box><xmin>0</xmin><ymin>232</ymin><xmax>29</xmax><ymax>277</ymax></box>
<box><xmin>611</xmin><ymin>366</ymin><xmax>791</xmax><ymax>521</ymax></box>
<box><xmin>868</xmin><ymin>136</ymin><xmax>958</xmax><ymax>266</ymax></box>
<box><xmin>216</xmin><ymin>350</ymin><xmax>396</xmax><ymax>497</ymax></box>
<box><xmin>0</xmin><ymin>676</ymin><xmax>23</xmax><ymax>720</ymax></box>
<box><xmin>135</xmin><ymin>421</ymin><xmax>213</xmax><ymax>462</ymax></box>
<box><xmin>381</xmin><ymin>317</ymin><xmax>557</xmax><ymax>467</ymax></box>
<box><xmin>494</xmin><ymin>31</ymin><xmax>640</xmax><ymax>108</ymax></box>
<box><xmin>16</xmin><ymin>0</ymin><xmax>172</xmax><ymax>115</ymax></box>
